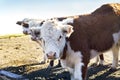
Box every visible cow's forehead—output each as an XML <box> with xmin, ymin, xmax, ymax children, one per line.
<box><xmin>42</xmin><ymin>19</ymin><xmax>63</xmax><ymax>29</ymax></box>
<box><xmin>41</xmin><ymin>20</ymin><xmax>63</xmax><ymax>38</ymax></box>
<box><xmin>40</xmin><ymin>18</ymin><xmax>74</xmax><ymax>39</ymax></box>
<box><xmin>28</xmin><ymin>20</ymin><xmax>43</xmax><ymax>28</ymax></box>
<box><xmin>22</xmin><ymin>18</ymin><xmax>31</xmax><ymax>22</ymax></box>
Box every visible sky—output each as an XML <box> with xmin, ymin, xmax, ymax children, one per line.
<box><xmin>0</xmin><ymin>0</ymin><xmax>120</xmax><ymax>35</ymax></box>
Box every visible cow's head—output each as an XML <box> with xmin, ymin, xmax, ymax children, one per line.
<box><xmin>16</xmin><ymin>18</ymin><xmax>44</xmax><ymax>35</ymax></box>
<box><xmin>16</xmin><ymin>18</ymin><xmax>31</xmax><ymax>34</ymax></box>
<box><xmin>30</xmin><ymin>18</ymin><xmax>74</xmax><ymax>59</ymax></box>
<box><xmin>30</xmin><ymin>27</ymin><xmax>42</xmax><ymax>41</ymax></box>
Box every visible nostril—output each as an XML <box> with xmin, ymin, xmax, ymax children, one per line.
<box><xmin>46</xmin><ymin>54</ymin><xmax>49</xmax><ymax>57</ymax></box>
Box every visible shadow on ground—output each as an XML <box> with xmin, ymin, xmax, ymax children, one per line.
<box><xmin>87</xmin><ymin>65</ymin><xmax>120</xmax><ymax>80</ymax></box>
<box><xmin>0</xmin><ymin>63</ymin><xmax>120</xmax><ymax>80</ymax></box>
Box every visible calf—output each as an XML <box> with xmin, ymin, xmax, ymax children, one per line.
<box><xmin>16</xmin><ymin>18</ymin><xmax>61</xmax><ymax>68</ymax></box>
<box><xmin>31</xmin><ymin>3</ymin><xmax>120</xmax><ymax>80</ymax></box>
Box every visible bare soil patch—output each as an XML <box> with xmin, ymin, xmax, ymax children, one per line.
<box><xmin>0</xmin><ymin>35</ymin><xmax>120</xmax><ymax>80</ymax></box>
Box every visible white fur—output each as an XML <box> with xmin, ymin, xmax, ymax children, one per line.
<box><xmin>40</xmin><ymin>20</ymin><xmax>73</xmax><ymax>59</ymax></box>
<box><xmin>111</xmin><ymin>44</ymin><xmax>119</xmax><ymax>68</ymax></box>
<box><xmin>61</xmin><ymin>42</ymin><xmax>84</xmax><ymax>80</ymax></box>
<box><xmin>20</xmin><ymin>18</ymin><xmax>43</xmax><ymax>35</ymax></box>
<box><xmin>113</xmin><ymin>31</ymin><xmax>120</xmax><ymax>45</ymax></box>
<box><xmin>61</xmin><ymin>18</ymin><xmax>74</xmax><ymax>25</ymax></box>
<box><xmin>113</xmin><ymin>32</ymin><xmax>120</xmax><ymax>44</ymax></box>
<box><xmin>111</xmin><ymin>32</ymin><xmax>120</xmax><ymax>68</ymax></box>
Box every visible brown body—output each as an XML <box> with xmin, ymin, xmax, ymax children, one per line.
<box><xmin>61</xmin><ymin>3</ymin><xmax>120</xmax><ymax>79</ymax></box>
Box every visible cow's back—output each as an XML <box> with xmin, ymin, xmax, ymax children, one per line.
<box><xmin>70</xmin><ymin>3</ymin><xmax>120</xmax><ymax>52</ymax></box>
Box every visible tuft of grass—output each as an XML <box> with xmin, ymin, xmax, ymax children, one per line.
<box><xmin>0</xmin><ymin>34</ymin><xmax>25</xmax><ymax>39</ymax></box>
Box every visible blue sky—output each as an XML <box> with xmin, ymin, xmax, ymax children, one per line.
<box><xmin>0</xmin><ymin>0</ymin><xmax>120</xmax><ymax>35</ymax></box>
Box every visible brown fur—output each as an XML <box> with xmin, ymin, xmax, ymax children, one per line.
<box><xmin>61</xmin><ymin>3</ymin><xmax>120</xmax><ymax>80</ymax></box>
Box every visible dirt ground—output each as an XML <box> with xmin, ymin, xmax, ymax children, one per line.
<box><xmin>0</xmin><ymin>35</ymin><xmax>120</xmax><ymax>80</ymax></box>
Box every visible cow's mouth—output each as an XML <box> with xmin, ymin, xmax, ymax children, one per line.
<box><xmin>31</xmin><ymin>37</ymin><xmax>37</xmax><ymax>41</ymax></box>
<box><xmin>23</xmin><ymin>31</ymin><xmax>29</xmax><ymax>35</ymax></box>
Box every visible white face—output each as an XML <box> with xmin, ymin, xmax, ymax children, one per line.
<box><xmin>38</xmin><ymin>19</ymin><xmax>74</xmax><ymax>59</ymax></box>
<box><xmin>17</xmin><ymin>18</ymin><xmax>44</xmax><ymax>35</ymax></box>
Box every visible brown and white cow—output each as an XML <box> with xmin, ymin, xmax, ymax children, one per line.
<box><xmin>16</xmin><ymin>18</ymin><xmax>104</xmax><ymax>67</ymax></box>
<box><xmin>30</xmin><ymin>3</ymin><xmax>120</xmax><ymax>80</ymax></box>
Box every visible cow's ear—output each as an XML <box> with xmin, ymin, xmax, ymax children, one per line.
<box><xmin>16</xmin><ymin>21</ymin><xmax>22</xmax><ymax>25</ymax></box>
<box><xmin>62</xmin><ymin>25</ymin><xmax>74</xmax><ymax>37</ymax></box>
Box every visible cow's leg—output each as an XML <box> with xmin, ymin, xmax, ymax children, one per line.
<box><xmin>99</xmin><ymin>54</ymin><xmax>104</xmax><ymax>65</ymax></box>
<box><xmin>74</xmin><ymin>63</ymin><xmax>84</xmax><ymax>80</ymax></box>
<box><xmin>60</xmin><ymin>59</ymin><xmax>75</xmax><ymax>80</ymax></box>
<box><xmin>111</xmin><ymin>44</ymin><xmax>119</xmax><ymax>69</ymax></box>
<box><xmin>94</xmin><ymin>54</ymin><xmax>104</xmax><ymax>65</ymax></box>
<box><xmin>94</xmin><ymin>56</ymin><xmax>99</xmax><ymax>65</ymax></box>
<box><xmin>67</xmin><ymin>67</ymin><xmax>74</xmax><ymax>80</ymax></box>
<box><xmin>82</xmin><ymin>63</ymin><xmax>89</xmax><ymax>80</ymax></box>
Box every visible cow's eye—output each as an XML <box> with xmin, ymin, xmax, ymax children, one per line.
<box><xmin>58</xmin><ymin>35</ymin><xmax>62</xmax><ymax>41</ymax></box>
<box><xmin>35</xmin><ymin>31</ymin><xmax>40</xmax><ymax>35</ymax></box>
<box><xmin>40</xmin><ymin>20</ymin><xmax>45</xmax><ymax>26</ymax></box>
<box><xmin>23</xmin><ymin>23</ymin><xmax>29</xmax><ymax>28</ymax></box>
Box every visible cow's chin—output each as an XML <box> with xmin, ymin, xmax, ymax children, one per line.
<box><xmin>31</xmin><ymin>37</ymin><xmax>39</xmax><ymax>41</ymax></box>
<box><xmin>31</xmin><ymin>37</ymin><xmax>37</xmax><ymax>41</ymax></box>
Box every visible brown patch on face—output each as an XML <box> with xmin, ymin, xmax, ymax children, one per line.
<box><xmin>23</xmin><ymin>23</ymin><xmax>29</xmax><ymax>28</ymax></box>
<box><xmin>16</xmin><ymin>21</ymin><xmax>29</xmax><ymax>28</ymax></box>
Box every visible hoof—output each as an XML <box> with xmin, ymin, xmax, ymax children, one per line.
<box><xmin>109</xmin><ymin>68</ymin><xmax>117</xmax><ymax>72</ymax></box>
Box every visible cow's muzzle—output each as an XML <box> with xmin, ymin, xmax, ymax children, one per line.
<box><xmin>46</xmin><ymin>52</ymin><xmax>56</xmax><ymax>59</ymax></box>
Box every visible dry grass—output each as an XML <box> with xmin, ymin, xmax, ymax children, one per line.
<box><xmin>0</xmin><ymin>34</ymin><xmax>120</xmax><ymax>80</ymax></box>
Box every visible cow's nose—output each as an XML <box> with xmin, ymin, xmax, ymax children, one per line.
<box><xmin>46</xmin><ymin>52</ymin><xmax>56</xmax><ymax>59</ymax></box>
